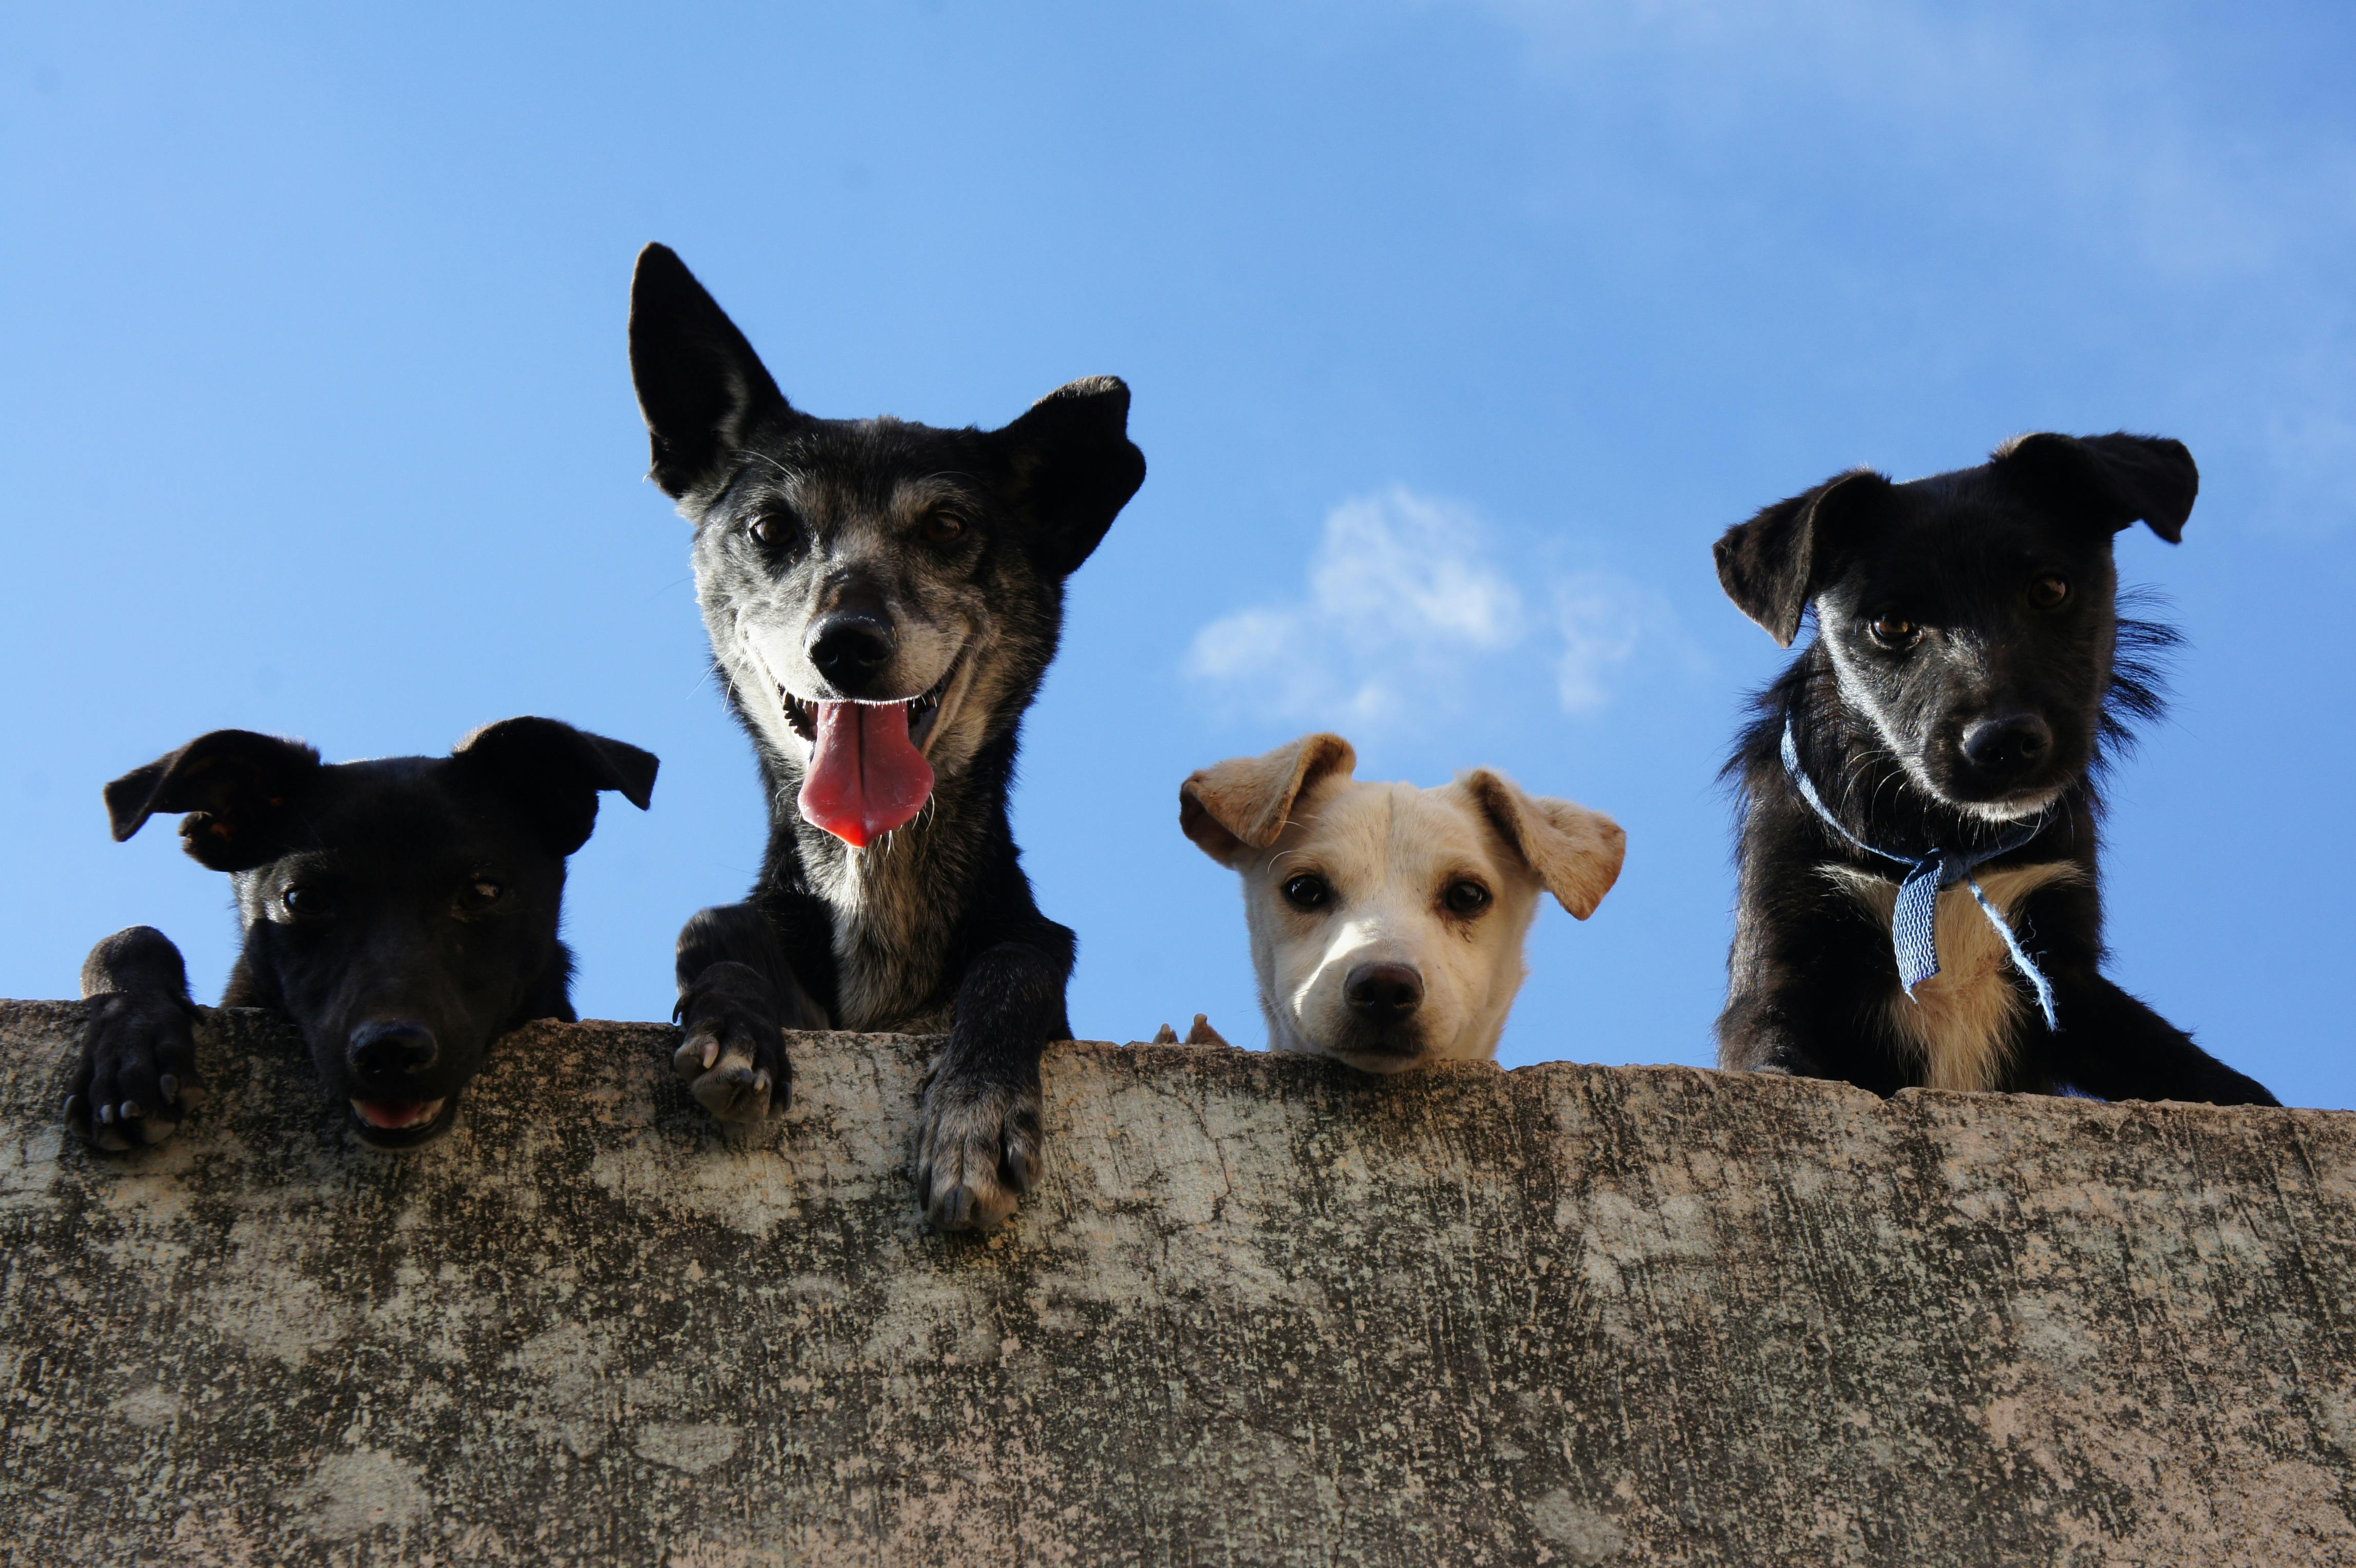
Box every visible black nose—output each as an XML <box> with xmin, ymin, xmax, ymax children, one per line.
<box><xmin>1344</xmin><ymin>963</ymin><xmax>1425</xmax><ymax>1021</ymax></box>
<box><xmin>349</xmin><ymin>1022</ymin><xmax>438</xmax><ymax>1079</ymax></box>
<box><xmin>1961</xmin><ymin>714</ymin><xmax>2054</xmax><ymax>778</ymax></box>
<box><xmin>808</xmin><ymin>614</ymin><xmax>893</xmax><ymax>695</ymax></box>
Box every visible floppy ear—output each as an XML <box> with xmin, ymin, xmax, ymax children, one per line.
<box><xmin>1992</xmin><ymin>432</ymin><xmax>2197</xmax><ymax>543</ymax></box>
<box><xmin>1461</xmin><ymin>769</ymin><xmax>1626</xmax><ymax>919</ymax></box>
<box><xmin>629</xmin><ymin>243</ymin><xmax>801</xmax><ymax>501</ymax></box>
<box><xmin>996</xmin><ymin>376</ymin><xmax>1147</xmax><ymax>578</ymax></box>
<box><xmin>1179</xmin><ymin>733</ymin><xmax>1357</xmax><ymax>868</ymax></box>
<box><xmin>451</xmin><ymin>717</ymin><xmax>659</xmax><ymax>856</ymax></box>
<box><xmin>104</xmin><ymin>731</ymin><xmax>323</xmax><ymax>872</ymax></box>
<box><xmin>1713</xmin><ymin>468</ymin><xmax>1893</xmax><ymax>647</ymax></box>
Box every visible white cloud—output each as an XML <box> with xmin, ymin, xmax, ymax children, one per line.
<box><xmin>1551</xmin><ymin>572</ymin><xmax>1646</xmax><ymax>714</ymax></box>
<box><xmin>1187</xmin><ymin>486</ymin><xmax>1670</xmax><ymax>730</ymax></box>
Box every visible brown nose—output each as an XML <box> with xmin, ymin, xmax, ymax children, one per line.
<box><xmin>1344</xmin><ymin>963</ymin><xmax>1424</xmax><ymax>1022</ymax></box>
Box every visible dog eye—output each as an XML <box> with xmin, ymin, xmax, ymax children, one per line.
<box><xmin>921</xmin><ymin>512</ymin><xmax>968</xmax><ymax>546</ymax></box>
<box><xmin>1444</xmin><ymin>880</ymin><xmax>1493</xmax><ymax>916</ymax></box>
<box><xmin>1869</xmin><ymin>614</ymin><xmax>1920</xmax><ymax>649</ymax></box>
<box><xmin>1281</xmin><ymin>873</ymin><xmax>1331</xmax><ymax>912</ymax></box>
<box><xmin>281</xmin><ymin>886</ymin><xmax>323</xmax><ymax>917</ymax></box>
<box><xmin>457</xmin><ymin>879</ymin><xmax>503</xmax><ymax>913</ymax></box>
<box><xmin>746</xmin><ymin>512</ymin><xmax>794</xmax><ymax>550</ymax></box>
<box><xmin>2028</xmin><ymin>575</ymin><xmax>2070</xmax><ymax>609</ymax></box>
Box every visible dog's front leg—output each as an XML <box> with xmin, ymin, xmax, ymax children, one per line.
<box><xmin>916</xmin><ymin>929</ymin><xmax>1074</xmax><ymax>1231</ymax></box>
<box><xmin>67</xmin><ymin>926</ymin><xmax>207</xmax><ymax>1150</ymax></box>
<box><xmin>673</xmin><ymin>903</ymin><xmax>828</xmax><ymax>1122</ymax></box>
<box><xmin>2045</xmin><ymin>973</ymin><xmax>2281</xmax><ymax>1107</ymax></box>
<box><xmin>1716</xmin><ymin>991</ymin><xmax>1837</xmax><ymax>1081</ymax></box>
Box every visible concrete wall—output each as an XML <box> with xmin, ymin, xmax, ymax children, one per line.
<box><xmin>2</xmin><ymin>999</ymin><xmax>2352</xmax><ymax>1566</ymax></box>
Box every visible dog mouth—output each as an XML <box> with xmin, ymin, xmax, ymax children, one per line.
<box><xmin>347</xmin><ymin>1094</ymin><xmax>455</xmax><ymax>1149</ymax></box>
<box><xmin>779</xmin><ymin>657</ymin><xmax>958</xmax><ymax>753</ymax></box>
<box><xmin>782</xmin><ymin>657</ymin><xmax>963</xmax><ymax>848</ymax></box>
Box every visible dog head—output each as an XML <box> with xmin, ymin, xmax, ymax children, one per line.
<box><xmin>1715</xmin><ymin>432</ymin><xmax>2195</xmax><ymax>821</ymax></box>
<box><xmin>1182</xmin><ymin>734</ymin><xmax>1625</xmax><ymax>1073</ymax></box>
<box><xmin>627</xmin><ymin>243</ymin><xmax>1146</xmax><ymax>848</ymax></box>
<box><xmin>104</xmin><ymin>718</ymin><xmax>657</xmax><ymax>1148</ymax></box>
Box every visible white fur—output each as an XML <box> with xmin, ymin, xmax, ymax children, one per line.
<box><xmin>1245</xmin><ymin>778</ymin><xmax>1541</xmax><ymax>1072</ymax></box>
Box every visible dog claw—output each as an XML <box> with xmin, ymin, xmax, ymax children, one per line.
<box><xmin>119</xmin><ymin>1101</ymin><xmax>143</xmax><ymax>1120</ymax></box>
<box><xmin>915</xmin><ymin>1077</ymin><xmax>1042</xmax><ymax>1233</ymax></box>
<box><xmin>159</xmin><ymin>1074</ymin><xmax>178</xmax><ymax>1104</ymax></box>
<box><xmin>688</xmin><ymin>1048</ymin><xmax>774</xmax><ymax>1123</ymax></box>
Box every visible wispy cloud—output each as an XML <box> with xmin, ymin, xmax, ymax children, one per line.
<box><xmin>1186</xmin><ymin>486</ymin><xmax>1675</xmax><ymax>731</ymax></box>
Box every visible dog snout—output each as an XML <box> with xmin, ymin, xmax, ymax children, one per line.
<box><xmin>348</xmin><ymin>1021</ymin><xmax>439</xmax><ymax>1080</ymax></box>
<box><xmin>1960</xmin><ymin>713</ymin><xmax>2054</xmax><ymax>780</ymax></box>
<box><xmin>1344</xmin><ymin>962</ymin><xmax>1425</xmax><ymax>1022</ymax></box>
<box><xmin>809</xmin><ymin>613</ymin><xmax>894</xmax><ymax>695</ymax></box>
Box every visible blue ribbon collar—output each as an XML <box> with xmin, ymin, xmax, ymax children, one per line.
<box><xmin>1779</xmin><ymin>717</ymin><xmax>2060</xmax><ymax>1030</ymax></box>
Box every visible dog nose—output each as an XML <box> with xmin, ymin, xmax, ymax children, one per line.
<box><xmin>1344</xmin><ymin>963</ymin><xmax>1425</xmax><ymax>1021</ymax></box>
<box><xmin>809</xmin><ymin>614</ymin><xmax>894</xmax><ymax>694</ymax></box>
<box><xmin>1961</xmin><ymin>714</ymin><xmax>2054</xmax><ymax>778</ymax></box>
<box><xmin>348</xmin><ymin>1022</ymin><xmax>438</xmax><ymax>1079</ymax></box>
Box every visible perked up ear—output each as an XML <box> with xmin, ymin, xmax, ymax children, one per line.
<box><xmin>996</xmin><ymin>376</ymin><xmax>1148</xmax><ymax>579</ymax></box>
<box><xmin>1713</xmin><ymin>468</ymin><xmax>1893</xmax><ymax>647</ymax></box>
<box><xmin>452</xmin><ymin>717</ymin><xmax>660</xmax><ymax>857</ymax></box>
<box><xmin>1991</xmin><ymin>432</ymin><xmax>2198</xmax><ymax>543</ymax></box>
<box><xmin>1460</xmin><ymin>770</ymin><xmax>1626</xmax><ymax>919</ymax></box>
<box><xmin>104</xmin><ymin>731</ymin><xmax>324</xmax><ymax>872</ymax></box>
<box><xmin>629</xmin><ymin>243</ymin><xmax>799</xmax><ymax>501</ymax></box>
<box><xmin>1179</xmin><ymin>733</ymin><xmax>1357</xmax><ymax>868</ymax></box>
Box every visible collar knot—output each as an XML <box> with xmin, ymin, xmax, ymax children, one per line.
<box><xmin>1779</xmin><ymin>717</ymin><xmax>2060</xmax><ymax>1031</ymax></box>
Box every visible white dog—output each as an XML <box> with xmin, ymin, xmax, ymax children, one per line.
<box><xmin>1180</xmin><ymin>733</ymin><xmax>1625</xmax><ymax>1073</ymax></box>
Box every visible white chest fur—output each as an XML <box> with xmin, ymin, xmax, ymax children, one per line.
<box><xmin>1821</xmin><ymin>861</ymin><xmax>2085</xmax><ymax>1091</ymax></box>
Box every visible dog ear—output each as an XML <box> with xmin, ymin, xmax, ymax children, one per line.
<box><xmin>629</xmin><ymin>243</ymin><xmax>801</xmax><ymax>501</ymax></box>
<box><xmin>1992</xmin><ymin>432</ymin><xmax>2197</xmax><ymax>543</ymax></box>
<box><xmin>997</xmin><ymin>376</ymin><xmax>1148</xmax><ymax>578</ymax></box>
<box><xmin>452</xmin><ymin>717</ymin><xmax>659</xmax><ymax>856</ymax></box>
<box><xmin>1461</xmin><ymin>769</ymin><xmax>1626</xmax><ymax>919</ymax></box>
<box><xmin>104</xmin><ymin>731</ymin><xmax>323</xmax><ymax>872</ymax></box>
<box><xmin>1713</xmin><ymin>469</ymin><xmax>1893</xmax><ymax>647</ymax></box>
<box><xmin>1179</xmin><ymin>733</ymin><xmax>1357</xmax><ymax>868</ymax></box>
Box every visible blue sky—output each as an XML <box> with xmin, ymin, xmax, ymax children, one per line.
<box><xmin>4</xmin><ymin>2</ymin><xmax>2351</xmax><ymax>1105</ymax></box>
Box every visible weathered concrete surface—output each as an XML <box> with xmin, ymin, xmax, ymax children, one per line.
<box><xmin>2</xmin><ymin>1001</ymin><xmax>2352</xmax><ymax>1567</ymax></box>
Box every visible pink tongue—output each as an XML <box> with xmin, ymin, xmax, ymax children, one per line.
<box><xmin>797</xmin><ymin>701</ymin><xmax>936</xmax><ymax>847</ymax></box>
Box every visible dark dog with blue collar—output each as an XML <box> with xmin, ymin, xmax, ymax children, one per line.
<box><xmin>1712</xmin><ymin>432</ymin><xmax>2276</xmax><ymax>1105</ymax></box>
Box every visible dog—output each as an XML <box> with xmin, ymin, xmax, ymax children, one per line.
<box><xmin>66</xmin><ymin>718</ymin><xmax>658</xmax><ymax>1151</ymax></box>
<box><xmin>1180</xmin><ymin>733</ymin><xmax>1624</xmax><ymax>1072</ymax></box>
<box><xmin>1713</xmin><ymin>431</ymin><xmax>2277</xmax><ymax>1104</ymax></box>
<box><xmin>627</xmin><ymin>243</ymin><xmax>1145</xmax><ymax>1231</ymax></box>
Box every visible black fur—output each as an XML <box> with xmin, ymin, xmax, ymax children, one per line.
<box><xmin>629</xmin><ymin>243</ymin><xmax>1145</xmax><ymax>1231</ymax></box>
<box><xmin>68</xmin><ymin>719</ymin><xmax>657</xmax><ymax>1150</ymax></box>
<box><xmin>1714</xmin><ymin>433</ymin><xmax>2276</xmax><ymax>1105</ymax></box>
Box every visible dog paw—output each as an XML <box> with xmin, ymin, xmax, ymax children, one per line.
<box><xmin>65</xmin><ymin>991</ymin><xmax>206</xmax><ymax>1152</ymax></box>
<box><xmin>915</xmin><ymin>1075</ymin><xmax>1042</xmax><ymax>1232</ymax></box>
<box><xmin>673</xmin><ymin>962</ymin><xmax>791</xmax><ymax>1123</ymax></box>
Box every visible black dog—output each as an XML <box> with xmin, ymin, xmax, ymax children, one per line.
<box><xmin>68</xmin><ymin>718</ymin><xmax>658</xmax><ymax>1150</ymax></box>
<box><xmin>628</xmin><ymin>244</ymin><xmax>1145</xmax><ymax>1230</ymax></box>
<box><xmin>1713</xmin><ymin>432</ymin><xmax>2276</xmax><ymax>1105</ymax></box>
